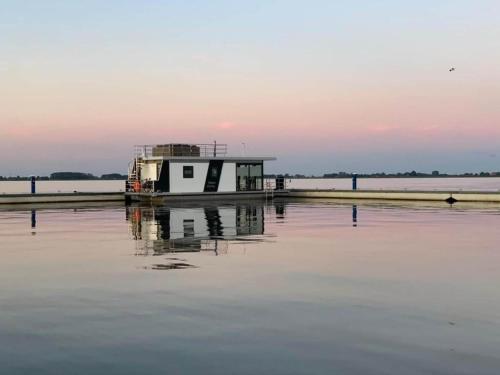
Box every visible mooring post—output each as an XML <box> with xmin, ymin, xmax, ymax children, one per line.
<box><xmin>30</xmin><ymin>175</ymin><xmax>36</xmax><ymax>194</ymax></box>
<box><xmin>352</xmin><ymin>173</ymin><xmax>357</xmax><ymax>190</ymax></box>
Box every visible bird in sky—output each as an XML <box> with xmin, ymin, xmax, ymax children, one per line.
<box><xmin>449</xmin><ymin>67</ymin><xmax>455</xmax><ymax>72</ymax></box>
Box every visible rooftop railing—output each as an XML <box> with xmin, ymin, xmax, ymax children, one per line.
<box><xmin>134</xmin><ymin>143</ymin><xmax>228</xmax><ymax>158</ymax></box>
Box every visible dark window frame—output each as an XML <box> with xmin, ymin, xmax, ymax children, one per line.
<box><xmin>183</xmin><ymin>165</ymin><xmax>194</xmax><ymax>178</ymax></box>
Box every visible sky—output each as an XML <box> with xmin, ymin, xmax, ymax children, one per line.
<box><xmin>1</xmin><ymin>0</ymin><xmax>500</xmax><ymax>176</ymax></box>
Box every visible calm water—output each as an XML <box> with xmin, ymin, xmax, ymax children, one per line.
<box><xmin>2</xmin><ymin>177</ymin><xmax>500</xmax><ymax>194</ymax></box>
<box><xmin>1</xmin><ymin>200</ymin><xmax>500</xmax><ymax>374</ymax></box>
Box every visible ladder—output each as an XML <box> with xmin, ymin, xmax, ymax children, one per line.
<box><xmin>264</xmin><ymin>180</ymin><xmax>275</xmax><ymax>201</ymax></box>
<box><xmin>127</xmin><ymin>157</ymin><xmax>142</xmax><ymax>191</ymax></box>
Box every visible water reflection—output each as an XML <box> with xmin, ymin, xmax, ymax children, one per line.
<box><xmin>148</xmin><ymin>261</ymin><xmax>198</xmax><ymax>270</ymax></box>
<box><xmin>126</xmin><ymin>204</ymin><xmax>266</xmax><ymax>258</ymax></box>
<box><xmin>274</xmin><ymin>202</ymin><xmax>286</xmax><ymax>221</ymax></box>
<box><xmin>31</xmin><ymin>209</ymin><xmax>36</xmax><ymax>235</ymax></box>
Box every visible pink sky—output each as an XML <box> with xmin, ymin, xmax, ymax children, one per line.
<box><xmin>1</xmin><ymin>1</ymin><xmax>500</xmax><ymax>175</ymax></box>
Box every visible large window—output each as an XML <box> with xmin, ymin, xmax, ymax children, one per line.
<box><xmin>183</xmin><ymin>166</ymin><xmax>194</xmax><ymax>178</ymax></box>
<box><xmin>236</xmin><ymin>163</ymin><xmax>263</xmax><ymax>191</ymax></box>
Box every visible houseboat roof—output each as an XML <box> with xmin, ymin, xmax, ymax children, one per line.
<box><xmin>133</xmin><ymin>143</ymin><xmax>276</xmax><ymax>162</ymax></box>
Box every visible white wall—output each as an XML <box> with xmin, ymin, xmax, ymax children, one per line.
<box><xmin>141</xmin><ymin>162</ymin><xmax>158</xmax><ymax>181</ymax></box>
<box><xmin>218</xmin><ymin>162</ymin><xmax>236</xmax><ymax>192</ymax></box>
<box><xmin>169</xmin><ymin>161</ymin><xmax>209</xmax><ymax>193</ymax></box>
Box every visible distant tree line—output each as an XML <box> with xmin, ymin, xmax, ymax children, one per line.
<box><xmin>265</xmin><ymin>171</ymin><xmax>500</xmax><ymax>179</ymax></box>
<box><xmin>0</xmin><ymin>172</ymin><xmax>128</xmax><ymax>181</ymax></box>
<box><xmin>2</xmin><ymin>171</ymin><xmax>500</xmax><ymax>181</ymax></box>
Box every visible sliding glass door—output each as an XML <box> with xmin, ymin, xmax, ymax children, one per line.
<box><xmin>236</xmin><ymin>163</ymin><xmax>263</xmax><ymax>191</ymax></box>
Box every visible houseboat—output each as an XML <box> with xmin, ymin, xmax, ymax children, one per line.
<box><xmin>125</xmin><ymin>143</ymin><xmax>278</xmax><ymax>202</ymax></box>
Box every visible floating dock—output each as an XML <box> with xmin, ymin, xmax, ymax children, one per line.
<box><xmin>126</xmin><ymin>189</ymin><xmax>500</xmax><ymax>203</ymax></box>
<box><xmin>285</xmin><ymin>189</ymin><xmax>500</xmax><ymax>203</ymax></box>
<box><xmin>0</xmin><ymin>192</ymin><xmax>125</xmax><ymax>205</ymax></box>
<box><xmin>2</xmin><ymin>189</ymin><xmax>500</xmax><ymax>205</ymax></box>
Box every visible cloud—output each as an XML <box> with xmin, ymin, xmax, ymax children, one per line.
<box><xmin>367</xmin><ymin>125</ymin><xmax>401</xmax><ymax>134</ymax></box>
<box><xmin>366</xmin><ymin>124</ymin><xmax>440</xmax><ymax>136</ymax></box>
<box><xmin>214</xmin><ymin>121</ymin><xmax>236</xmax><ymax>130</ymax></box>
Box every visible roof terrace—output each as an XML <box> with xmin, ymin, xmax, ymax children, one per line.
<box><xmin>134</xmin><ymin>143</ymin><xmax>228</xmax><ymax>159</ymax></box>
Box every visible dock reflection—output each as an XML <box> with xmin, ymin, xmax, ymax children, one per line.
<box><xmin>352</xmin><ymin>205</ymin><xmax>357</xmax><ymax>227</ymax></box>
<box><xmin>126</xmin><ymin>203</ymin><xmax>266</xmax><ymax>257</ymax></box>
<box><xmin>31</xmin><ymin>209</ymin><xmax>36</xmax><ymax>235</ymax></box>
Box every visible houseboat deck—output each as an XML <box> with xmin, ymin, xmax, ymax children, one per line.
<box><xmin>126</xmin><ymin>190</ymin><xmax>286</xmax><ymax>203</ymax></box>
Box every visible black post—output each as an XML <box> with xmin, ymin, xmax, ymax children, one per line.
<box><xmin>30</xmin><ymin>176</ymin><xmax>36</xmax><ymax>194</ymax></box>
<box><xmin>275</xmin><ymin>175</ymin><xmax>285</xmax><ymax>190</ymax></box>
<box><xmin>352</xmin><ymin>173</ymin><xmax>357</xmax><ymax>190</ymax></box>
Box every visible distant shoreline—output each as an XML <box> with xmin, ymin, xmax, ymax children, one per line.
<box><xmin>2</xmin><ymin>175</ymin><xmax>500</xmax><ymax>182</ymax></box>
<box><xmin>0</xmin><ymin>178</ymin><xmax>127</xmax><ymax>181</ymax></box>
<box><xmin>282</xmin><ymin>175</ymin><xmax>500</xmax><ymax>179</ymax></box>
<box><xmin>2</xmin><ymin>170</ymin><xmax>500</xmax><ymax>181</ymax></box>
<box><xmin>265</xmin><ymin>174</ymin><xmax>500</xmax><ymax>179</ymax></box>
<box><xmin>0</xmin><ymin>172</ymin><xmax>127</xmax><ymax>181</ymax></box>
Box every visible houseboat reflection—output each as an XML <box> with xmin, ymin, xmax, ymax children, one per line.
<box><xmin>127</xmin><ymin>204</ymin><xmax>265</xmax><ymax>256</ymax></box>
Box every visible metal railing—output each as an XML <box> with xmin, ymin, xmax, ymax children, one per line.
<box><xmin>134</xmin><ymin>143</ymin><xmax>228</xmax><ymax>158</ymax></box>
<box><xmin>264</xmin><ymin>177</ymin><xmax>287</xmax><ymax>191</ymax></box>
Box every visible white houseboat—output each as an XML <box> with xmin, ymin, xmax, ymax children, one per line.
<box><xmin>125</xmin><ymin>143</ymin><xmax>278</xmax><ymax>202</ymax></box>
